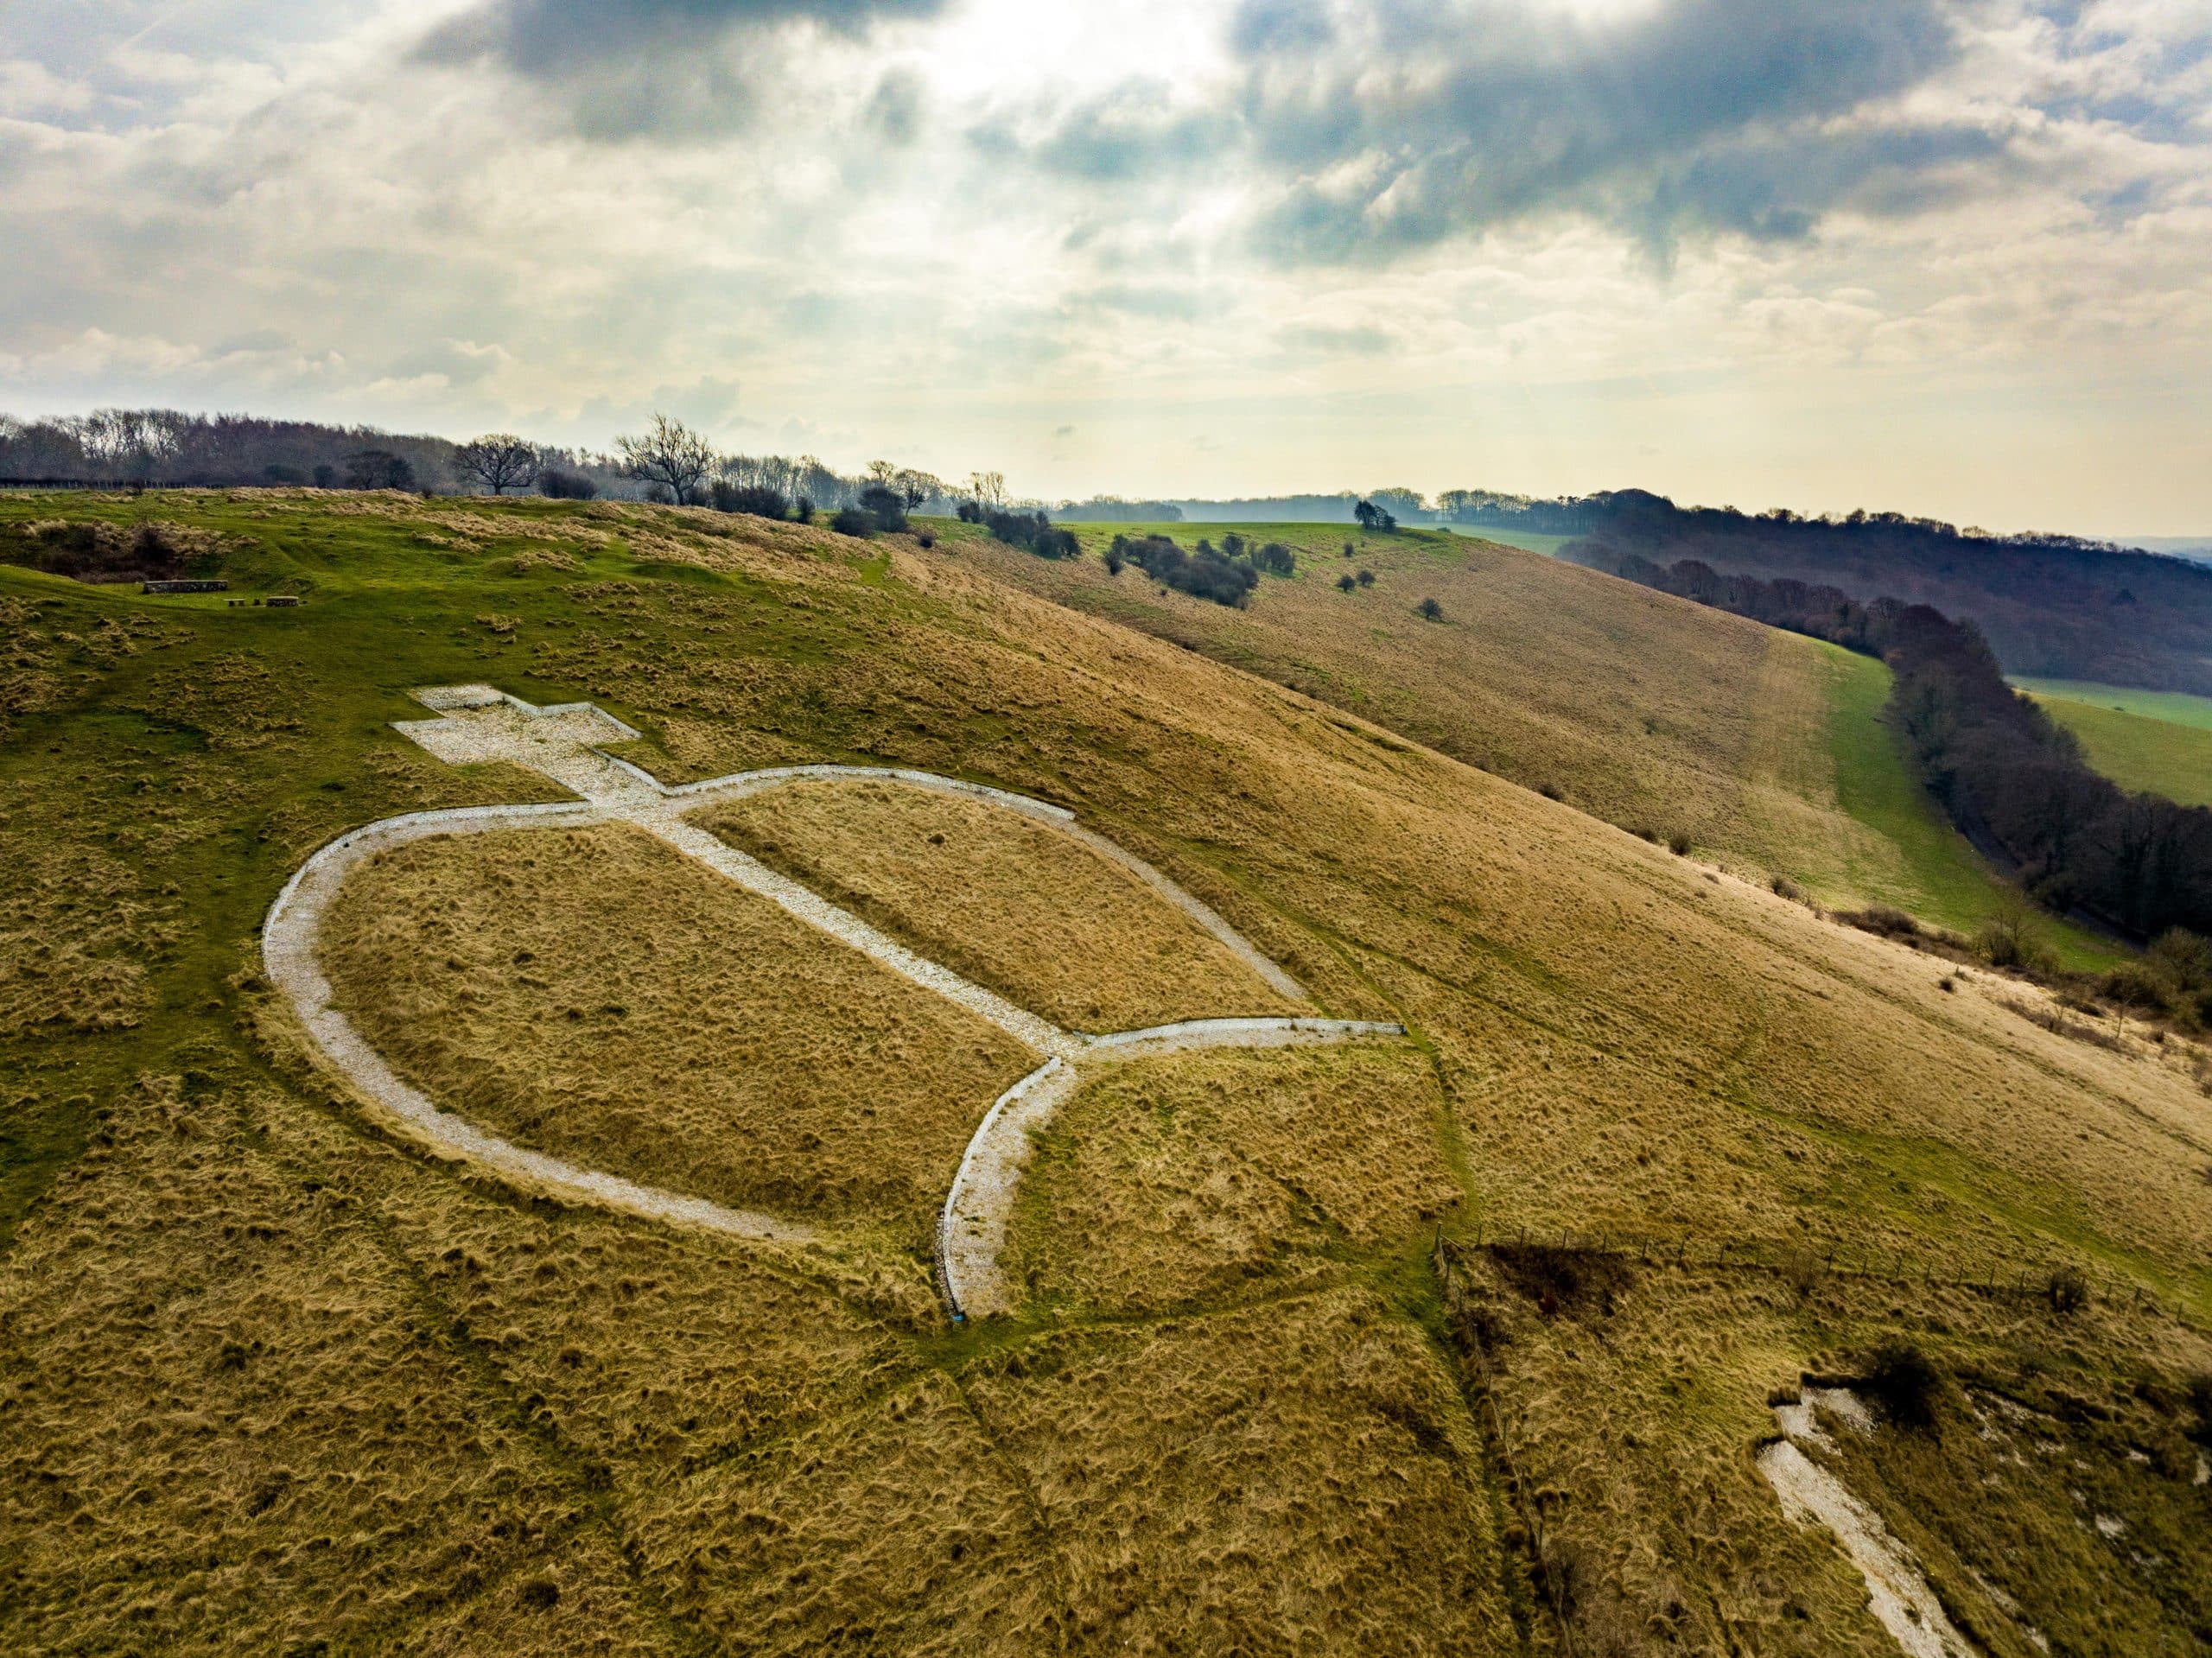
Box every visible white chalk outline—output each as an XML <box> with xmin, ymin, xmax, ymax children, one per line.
<box><xmin>263</xmin><ymin>686</ymin><xmax>1402</xmax><ymax>1318</ymax></box>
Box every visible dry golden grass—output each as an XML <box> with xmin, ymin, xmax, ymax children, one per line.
<box><xmin>964</xmin><ymin>1287</ymin><xmax>1531</xmax><ymax>1655</ymax></box>
<box><xmin>962</xmin><ymin>527</ymin><xmax>1822</xmax><ymax>865</ymax></box>
<box><xmin>1003</xmin><ymin>1044</ymin><xmax>1457</xmax><ymax>1312</ymax></box>
<box><xmin>10</xmin><ymin>489</ymin><xmax>2212</xmax><ymax>1655</ymax></box>
<box><xmin>0</xmin><ymin>1073</ymin><xmax>671</xmax><ymax>1654</ymax></box>
<box><xmin>0</xmin><ymin>839</ymin><xmax>156</xmax><ymax>1037</ymax></box>
<box><xmin>627</xmin><ymin>1371</ymin><xmax>1065</xmax><ymax>1655</ymax></box>
<box><xmin>319</xmin><ymin>821</ymin><xmax>1036</xmax><ymax>1244</ymax></box>
<box><xmin>1445</xmin><ymin>1247</ymin><xmax>2212</xmax><ymax>1656</ymax></box>
<box><xmin>696</xmin><ymin>778</ymin><xmax>1306</xmax><ymax>1032</ymax></box>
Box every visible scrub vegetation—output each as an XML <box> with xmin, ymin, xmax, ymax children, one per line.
<box><xmin>1440</xmin><ymin>1242</ymin><xmax>2212</xmax><ymax>1655</ymax></box>
<box><xmin>2</xmin><ymin>488</ymin><xmax>2209</xmax><ymax>1655</ymax></box>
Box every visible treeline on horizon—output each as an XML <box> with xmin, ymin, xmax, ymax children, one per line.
<box><xmin>1089</xmin><ymin>486</ymin><xmax>2212</xmax><ymax>698</ymax></box>
<box><xmin>1605</xmin><ymin>550</ymin><xmax>2212</xmax><ymax>947</ymax></box>
<box><xmin>0</xmin><ymin>409</ymin><xmax>971</xmax><ymax>517</ymax></box>
<box><xmin>1548</xmin><ymin>491</ymin><xmax>2212</xmax><ymax>696</ymax></box>
<box><xmin>15</xmin><ymin>404</ymin><xmax>2211</xmax><ymax>690</ymax></box>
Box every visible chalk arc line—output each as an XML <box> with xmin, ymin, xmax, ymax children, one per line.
<box><xmin>263</xmin><ymin>686</ymin><xmax>1409</xmax><ymax>1316</ymax></box>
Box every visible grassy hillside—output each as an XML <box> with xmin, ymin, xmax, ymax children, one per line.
<box><xmin>3</xmin><ymin>491</ymin><xmax>2208</xmax><ymax>1655</ymax></box>
<box><xmin>2018</xmin><ymin>679</ymin><xmax>2212</xmax><ymax>808</ymax></box>
<box><xmin>957</xmin><ymin>519</ymin><xmax>2117</xmax><ymax>966</ymax></box>
<box><xmin>1437</xmin><ymin>524</ymin><xmax>1577</xmax><ymax>558</ymax></box>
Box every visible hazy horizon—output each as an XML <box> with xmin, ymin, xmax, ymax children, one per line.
<box><xmin>4</xmin><ymin>1</ymin><xmax>2209</xmax><ymax>531</ymax></box>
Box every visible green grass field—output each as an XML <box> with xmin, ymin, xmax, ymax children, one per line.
<box><xmin>1821</xmin><ymin>648</ymin><xmax>2122</xmax><ymax>968</ymax></box>
<box><xmin>1434</xmin><ymin>524</ymin><xmax>1578</xmax><ymax>557</ymax></box>
<box><xmin>2016</xmin><ymin>678</ymin><xmax>2212</xmax><ymax>809</ymax></box>
<box><xmin>2013</xmin><ymin>677</ymin><xmax>2212</xmax><ymax>731</ymax></box>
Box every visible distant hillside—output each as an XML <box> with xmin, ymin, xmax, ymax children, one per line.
<box><xmin>2122</xmin><ymin>536</ymin><xmax>2212</xmax><ymax>562</ymax></box>
<box><xmin>1166</xmin><ymin>490</ymin><xmax>1431</xmax><ymax>524</ymax></box>
<box><xmin>1547</xmin><ymin>490</ymin><xmax>2212</xmax><ymax>694</ymax></box>
<box><xmin>950</xmin><ymin>518</ymin><xmax>2120</xmax><ymax>963</ymax></box>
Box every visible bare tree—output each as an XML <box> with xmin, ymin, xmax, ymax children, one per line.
<box><xmin>76</xmin><ymin>408</ymin><xmax>176</xmax><ymax>483</ymax></box>
<box><xmin>893</xmin><ymin>467</ymin><xmax>944</xmax><ymax>511</ymax></box>
<box><xmin>615</xmin><ymin>415</ymin><xmax>715</xmax><ymax>505</ymax></box>
<box><xmin>965</xmin><ymin>469</ymin><xmax>1007</xmax><ymax>509</ymax></box>
<box><xmin>454</xmin><ymin>433</ymin><xmax>540</xmax><ymax>495</ymax></box>
<box><xmin>346</xmin><ymin>448</ymin><xmax>416</xmax><ymax>491</ymax></box>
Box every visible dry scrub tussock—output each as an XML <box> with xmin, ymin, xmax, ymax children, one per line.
<box><xmin>318</xmin><ymin>821</ymin><xmax>1036</xmax><ymax>1246</ymax></box>
<box><xmin>628</xmin><ymin>1371</ymin><xmax>1065</xmax><ymax>1654</ymax></box>
<box><xmin>0</xmin><ymin>1075</ymin><xmax>671</xmax><ymax>1654</ymax></box>
<box><xmin>965</xmin><ymin>1289</ymin><xmax>1526</xmax><ymax>1653</ymax></box>
<box><xmin>1003</xmin><ymin>1045</ymin><xmax>1458</xmax><ymax>1311</ymax></box>
<box><xmin>1445</xmin><ymin>1246</ymin><xmax>2212</xmax><ymax>1656</ymax></box>
<box><xmin>698</xmin><ymin>778</ymin><xmax>1305</xmax><ymax>1032</ymax></box>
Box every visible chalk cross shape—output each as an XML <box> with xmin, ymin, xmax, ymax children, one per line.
<box><xmin>264</xmin><ymin>686</ymin><xmax>1403</xmax><ymax>1318</ymax></box>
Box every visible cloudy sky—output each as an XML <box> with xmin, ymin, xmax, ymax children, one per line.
<box><xmin>3</xmin><ymin>0</ymin><xmax>2209</xmax><ymax>531</ymax></box>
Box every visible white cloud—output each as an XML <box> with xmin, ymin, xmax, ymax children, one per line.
<box><xmin>0</xmin><ymin>0</ymin><xmax>2205</xmax><ymax>528</ymax></box>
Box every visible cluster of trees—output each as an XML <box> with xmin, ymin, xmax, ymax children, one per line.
<box><xmin>829</xmin><ymin>485</ymin><xmax>912</xmax><ymax>538</ymax></box>
<box><xmin>606</xmin><ymin>416</ymin><xmax>976</xmax><ymax>524</ymax></box>
<box><xmin>963</xmin><ymin>503</ymin><xmax>1078</xmax><ymax>558</ymax></box>
<box><xmin>1104</xmin><ymin>530</ymin><xmax>1295</xmax><ymax>606</ymax></box>
<box><xmin>1116</xmin><ymin>535</ymin><xmax>1258</xmax><ymax>606</ymax></box>
<box><xmin>1607</xmin><ymin>551</ymin><xmax>2212</xmax><ymax>942</ymax></box>
<box><xmin>1434</xmin><ymin>489</ymin><xmax>1601</xmax><ymax>533</ymax></box>
<box><xmin>1052</xmin><ymin>497</ymin><xmax>1185</xmax><ymax>522</ymax></box>
<box><xmin>0</xmin><ymin>410</ymin><xmax>463</xmax><ymax>493</ymax></box>
<box><xmin>0</xmin><ymin>409</ymin><xmax>1002</xmax><ymax>525</ymax></box>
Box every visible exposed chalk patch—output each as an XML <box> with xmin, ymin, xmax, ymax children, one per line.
<box><xmin>938</xmin><ymin>1059</ymin><xmax>1082</xmax><ymax>1319</ymax></box>
<box><xmin>1759</xmin><ymin>1388</ymin><xmax>1981</xmax><ymax>1658</ymax></box>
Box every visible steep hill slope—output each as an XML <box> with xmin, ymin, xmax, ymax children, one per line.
<box><xmin>2</xmin><ymin>491</ymin><xmax>2207</xmax><ymax>1655</ymax></box>
<box><xmin>956</xmin><ymin>519</ymin><xmax>2110</xmax><ymax>961</ymax></box>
